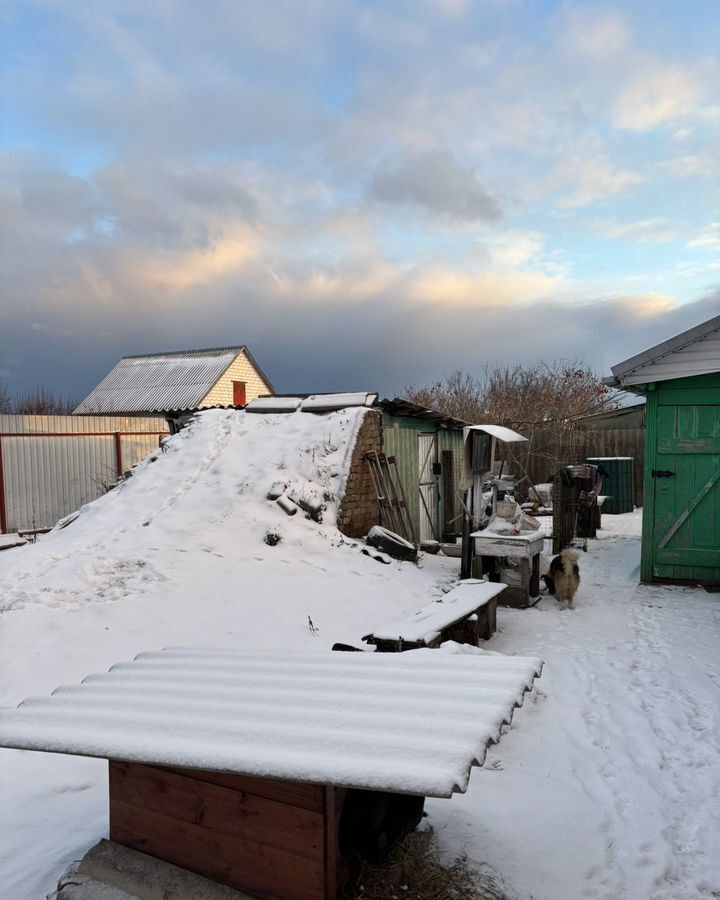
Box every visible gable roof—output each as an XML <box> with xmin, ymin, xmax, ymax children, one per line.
<box><xmin>74</xmin><ymin>346</ymin><xmax>272</xmax><ymax>414</ymax></box>
<box><xmin>607</xmin><ymin>314</ymin><xmax>720</xmax><ymax>389</ymax></box>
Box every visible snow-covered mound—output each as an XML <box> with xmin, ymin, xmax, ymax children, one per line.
<box><xmin>0</xmin><ymin>408</ymin><xmax>367</xmax><ymax>614</ymax></box>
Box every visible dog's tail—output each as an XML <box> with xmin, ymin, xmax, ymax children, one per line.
<box><xmin>561</xmin><ymin>548</ymin><xmax>580</xmax><ymax>576</ymax></box>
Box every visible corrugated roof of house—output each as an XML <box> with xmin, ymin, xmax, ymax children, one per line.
<box><xmin>0</xmin><ymin>646</ymin><xmax>542</xmax><ymax>798</ymax></box>
<box><xmin>74</xmin><ymin>347</ymin><xmax>274</xmax><ymax>414</ymax></box>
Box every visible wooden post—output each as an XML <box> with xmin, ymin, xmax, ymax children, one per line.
<box><xmin>530</xmin><ymin>554</ymin><xmax>540</xmax><ymax>598</ymax></box>
<box><xmin>0</xmin><ymin>437</ymin><xmax>7</xmax><ymax>534</ymax></box>
<box><xmin>114</xmin><ymin>432</ymin><xmax>123</xmax><ymax>478</ymax></box>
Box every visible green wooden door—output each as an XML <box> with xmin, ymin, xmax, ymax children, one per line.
<box><xmin>649</xmin><ymin>378</ymin><xmax>720</xmax><ymax>584</ymax></box>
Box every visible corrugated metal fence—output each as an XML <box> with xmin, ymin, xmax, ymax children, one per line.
<box><xmin>0</xmin><ymin>415</ymin><xmax>170</xmax><ymax>533</ymax></box>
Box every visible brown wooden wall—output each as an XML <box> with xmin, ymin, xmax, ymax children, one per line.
<box><xmin>109</xmin><ymin>761</ymin><xmax>345</xmax><ymax>900</ymax></box>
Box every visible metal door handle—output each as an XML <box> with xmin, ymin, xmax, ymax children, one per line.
<box><xmin>651</xmin><ymin>469</ymin><xmax>675</xmax><ymax>478</ymax></box>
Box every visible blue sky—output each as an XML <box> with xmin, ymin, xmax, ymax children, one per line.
<box><xmin>1</xmin><ymin>0</ymin><xmax>718</xmax><ymax>399</ymax></box>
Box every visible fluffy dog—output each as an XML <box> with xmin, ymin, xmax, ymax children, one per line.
<box><xmin>543</xmin><ymin>549</ymin><xmax>581</xmax><ymax>609</ymax></box>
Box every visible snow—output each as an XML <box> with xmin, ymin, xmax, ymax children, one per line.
<box><xmin>369</xmin><ymin>581</ymin><xmax>506</xmax><ymax>642</ymax></box>
<box><xmin>0</xmin><ymin>533</ymin><xmax>28</xmax><ymax>551</ymax></box>
<box><xmin>300</xmin><ymin>392</ymin><xmax>377</xmax><ymax>410</ymax></box>
<box><xmin>0</xmin><ymin>407</ymin><xmax>718</xmax><ymax>900</ymax></box>
<box><xmin>246</xmin><ymin>397</ymin><xmax>302</xmax><ymax>412</ymax></box>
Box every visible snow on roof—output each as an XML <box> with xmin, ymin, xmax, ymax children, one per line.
<box><xmin>246</xmin><ymin>397</ymin><xmax>303</xmax><ymax>412</ymax></box>
<box><xmin>0</xmin><ymin>646</ymin><xmax>541</xmax><ymax>798</ymax></box>
<box><xmin>300</xmin><ymin>392</ymin><xmax>378</xmax><ymax>411</ymax></box>
<box><xmin>367</xmin><ymin>581</ymin><xmax>507</xmax><ymax>643</ymax></box>
<box><xmin>464</xmin><ymin>424</ymin><xmax>528</xmax><ymax>443</ymax></box>
<box><xmin>74</xmin><ymin>347</ymin><xmax>271</xmax><ymax>414</ymax></box>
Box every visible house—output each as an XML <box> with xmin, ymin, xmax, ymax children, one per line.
<box><xmin>74</xmin><ymin>346</ymin><xmax>274</xmax><ymax>416</ymax></box>
<box><xmin>606</xmin><ymin>314</ymin><xmax>720</xmax><ymax>586</ymax></box>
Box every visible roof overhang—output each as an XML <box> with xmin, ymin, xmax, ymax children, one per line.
<box><xmin>607</xmin><ymin>313</ymin><xmax>720</xmax><ymax>389</ymax></box>
<box><xmin>463</xmin><ymin>424</ymin><xmax>528</xmax><ymax>443</ymax></box>
<box><xmin>380</xmin><ymin>398</ymin><xmax>470</xmax><ymax>430</ymax></box>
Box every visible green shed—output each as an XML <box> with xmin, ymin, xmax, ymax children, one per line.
<box><xmin>607</xmin><ymin>314</ymin><xmax>720</xmax><ymax>585</ymax></box>
<box><xmin>380</xmin><ymin>399</ymin><xmax>467</xmax><ymax>545</ymax></box>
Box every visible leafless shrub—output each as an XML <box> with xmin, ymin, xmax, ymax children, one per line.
<box><xmin>4</xmin><ymin>384</ymin><xmax>78</xmax><ymax>415</ymax></box>
<box><xmin>404</xmin><ymin>361</ymin><xmax>620</xmax><ymax>498</ymax></box>
<box><xmin>343</xmin><ymin>832</ymin><xmax>516</xmax><ymax>900</ymax></box>
<box><xmin>0</xmin><ymin>380</ymin><xmax>11</xmax><ymax>413</ymax></box>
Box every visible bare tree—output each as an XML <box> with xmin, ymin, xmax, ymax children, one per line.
<box><xmin>404</xmin><ymin>361</ymin><xmax>620</xmax><ymax>497</ymax></box>
<box><xmin>0</xmin><ymin>380</ymin><xmax>11</xmax><ymax>413</ymax></box>
<box><xmin>403</xmin><ymin>370</ymin><xmax>486</xmax><ymax>423</ymax></box>
<box><xmin>8</xmin><ymin>386</ymin><xmax>78</xmax><ymax>415</ymax></box>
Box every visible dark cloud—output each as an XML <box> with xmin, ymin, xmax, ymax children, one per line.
<box><xmin>369</xmin><ymin>150</ymin><xmax>502</xmax><ymax>222</ymax></box>
<box><xmin>2</xmin><ymin>262</ymin><xmax>717</xmax><ymax>403</ymax></box>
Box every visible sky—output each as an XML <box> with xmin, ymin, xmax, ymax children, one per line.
<box><xmin>1</xmin><ymin>0</ymin><xmax>719</xmax><ymax>402</ymax></box>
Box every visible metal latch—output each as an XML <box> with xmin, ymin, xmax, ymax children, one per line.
<box><xmin>651</xmin><ymin>469</ymin><xmax>675</xmax><ymax>478</ymax></box>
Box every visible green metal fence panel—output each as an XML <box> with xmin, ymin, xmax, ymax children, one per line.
<box><xmin>587</xmin><ymin>456</ymin><xmax>635</xmax><ymax>514</ymax></box>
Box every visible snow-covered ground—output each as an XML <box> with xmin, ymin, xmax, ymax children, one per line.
<box><xmin>1</xmin><ymin>409</ymin><xmax>718</xmax><ymax>900</ymax></box>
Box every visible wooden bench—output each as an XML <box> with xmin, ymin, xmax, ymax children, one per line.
<box><xmin>363</xmin><ymin>580</ymin><xmax>506</xmax><ymax>652</ymax></box>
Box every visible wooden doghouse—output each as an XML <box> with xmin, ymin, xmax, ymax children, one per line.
<box><xmin>0</xmin><ymin>647</ymin><xmax>543</xmax><ymax>900</ymax></box>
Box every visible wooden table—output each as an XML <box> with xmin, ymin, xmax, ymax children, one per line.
<box><xmin>471</xmin><ymin>530</ymin><xmax>545</xmax><ymax>608</ymax></box>
<box><xmin>363</xmin><ymin>580</ymin><xmax>506</xmax><ymax>651</ymax></box>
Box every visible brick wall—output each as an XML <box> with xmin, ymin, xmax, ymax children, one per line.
<box><xmin>200</xmin><ymin>351</ymin><xmax>273</xmax><ymax>406</ymax></box>
<box><xmin>337</xmin><ymin>410</ymin><xmax>382</xmax><ymax>538</ymax></box>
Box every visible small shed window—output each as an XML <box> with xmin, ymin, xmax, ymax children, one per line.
<box><xmin>472</xmin><ymin>433</ymin><xmax>492</xmax><ymax>474</ymax></box>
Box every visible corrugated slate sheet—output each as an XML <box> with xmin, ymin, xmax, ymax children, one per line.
<box><xmin>0</xmin><ymin>647</ymin><xmax>543</xmax><ymax>798</ymax></box>
<box><xmin>74</xmin><ymin>348</ymin><xmax>243</xmax><ymax>414</ymax></box>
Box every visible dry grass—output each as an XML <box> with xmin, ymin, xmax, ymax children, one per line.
<box><xmin>342</xmin><ymin>831</ymin><xmax>516</xmax><ymax>900</ymax></box>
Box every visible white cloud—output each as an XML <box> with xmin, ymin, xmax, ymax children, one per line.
<box><xmin>686</xmin><ymin>224</ymin><xmax>720</xmax><ymax>251</ymax></box>
<box><xmin>613</xmin><ymin>65</ymin><xmax>704</xmax><ymax>132</ymax></box>
<box><xmin>552</xmin><ymin>156</ymin><xmax>643</xmax><ymax>208</ymax></box>
<box><xmin>591</xmin><ymin>218</ymin><xmax>680</xmax><ymax>244</ymax></box>
<box><xmin>657</xmin><ymin>153</ymin><xmax>717</xmax><ymax>179</ymax></box>
<box><xmin>562</xmin><ymin>8</ymin><xmax>631</xmax><ymax>61</ymax></box>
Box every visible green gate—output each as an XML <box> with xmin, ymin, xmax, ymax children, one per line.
<box><xmin>642</xmin><ymin>373</ymin><xmax>720</xmax><ymax>584</ymax></box>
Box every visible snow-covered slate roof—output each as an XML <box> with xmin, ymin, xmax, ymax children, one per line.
<box><xmin>367</xmin><ymin>581</ymin><xmax>507</xmax><ymax>643</ymax></box>
<box><xmin>0</xmin><ymin>646</ymin><xmax>542</xmax><ymax>799</ymax></box>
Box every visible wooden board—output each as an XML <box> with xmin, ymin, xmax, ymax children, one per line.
<box><xmin>109</xmin><ymin>761</ymin><xmax>343</xmax><ymax>900</ymax></box>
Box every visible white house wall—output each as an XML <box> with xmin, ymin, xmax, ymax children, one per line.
<box><xmin>200</xmin><ymin>351</ymin><xmax>272</xmax><ymax>406</ymax></box>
